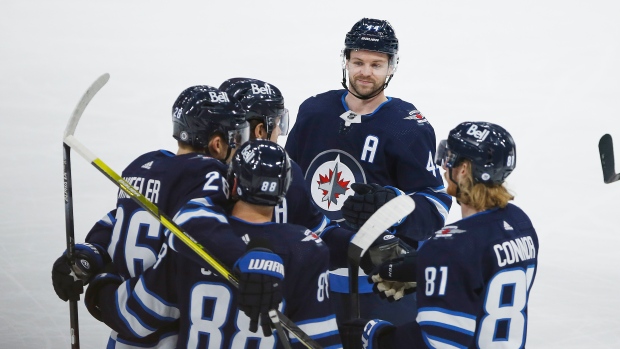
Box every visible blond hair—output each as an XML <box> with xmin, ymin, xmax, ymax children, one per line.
<box><xmin>456</xmin><ymin>160</ymin><xmax>514</xmax><ymax>211</ymax></box>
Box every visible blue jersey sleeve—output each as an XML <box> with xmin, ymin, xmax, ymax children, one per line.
<box><xmin>84</xmin><ymin>209</ymin><xmax>116</xmax><ymax>257</ymax></box>
<box><xmin>166</xmin><ymin>197</ymin><xmax>246</xmax><ymax>269</ymax></box>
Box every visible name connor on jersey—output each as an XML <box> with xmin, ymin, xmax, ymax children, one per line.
<box><xmin>493</xmin><ymin>236</ymin><xmax>536</xmax><ymax>267</ymax></box>
<box><xmin>118</xmin><ymin>176</ymin><xmax>161</xmax><ymax>204</ymax></box>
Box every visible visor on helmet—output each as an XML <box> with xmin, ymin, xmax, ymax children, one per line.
<box><xmin>228</xmin><ymin>122</ymin><xmax>250</xmax><ymax>149</ymax></box>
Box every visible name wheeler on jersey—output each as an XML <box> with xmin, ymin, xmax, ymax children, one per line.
<box><xmin>86</xmin><ymin>150</ymin><xmax>231</xmax><ymax>279</ymax></box>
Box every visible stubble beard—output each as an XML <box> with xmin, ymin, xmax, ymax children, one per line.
<box><xmin>349</xmin><ymin>75</ymin><xmax>384</xmax><ymax>99</ymax></box>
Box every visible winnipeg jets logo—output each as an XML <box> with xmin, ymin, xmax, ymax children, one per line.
<box><xmin>316</xmin><ymin>155</ymin><xmax>351</xmax><ymax>208</ymax></box>
<box><xmin>433</xmin><ymin>225</ymin><xmax>466</xmax><ymax>239</ymax></box>
<box><xmin>302</xmin><ymin>230</ymin><xmax>323</xmax><ymax>244</ymax></box>
<box><xmin>305</xmin><ymin>150</ymin><xmax>366</xmax><ymax>222</ymax></box>
<box><xmin>403</xmin><ymin>110</ymin><xmax>428</xmax><ymax>124</ymax></box>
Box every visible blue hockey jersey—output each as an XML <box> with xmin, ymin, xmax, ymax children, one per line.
<box><xmin>85</xmin><ymin>150</ymin><xmax>243</xmax><ymax>279</ymax></box>
<box><xmin>285</xmin><ymin>90</ymin><xmax>451</xmax><ymax>241</ymax></box>
<box><xmin>273</xmin><ymin>160</ymin><xmax>330</xmax><ymax>233</ymax></box>
<box><xmin>95</xmin><ymin>200</ymin><xmax>342</xmax><ymax>349</ymax></box>
<box><xmin>285</xmin><ymin>90</ymin><xmax>452</xmax><ymax>293</ymax></box>
<box><xmin>391</xmin><ymin>203</ymin><xmax>539</xmax><ymax>348</ymax></box>
<box><xmin>84</xmin><ymin>150</ymin><xmax>248</xmax><ymax>347</ymax></box>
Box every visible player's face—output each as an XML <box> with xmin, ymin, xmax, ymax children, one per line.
<box><xmin>346</xmin><ymin>50</ymin><xmax>391</xmax><ymax>98</ymax></box>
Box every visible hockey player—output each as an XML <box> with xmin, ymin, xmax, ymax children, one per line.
<box><xmin>344</xmin><ymin>121</ymin><xmax>539</xmax><ymax>349</ymax></box>
<box><xmin>84</xmin><ymin>140</ymin><xmax>342</xmax><ymax>349</ymax></box>
<box><xmin>52</xmin><ymin>86</ymin><xmax>284</xmax><ymax>347</ymax></box>
<box><xmin>284</xmin><ymin>17</ymin><xmax>453</xmax><ymax>325</ymax></box>
<box><xmin>219</xmin><ymin>77</ymin><xmax>330</xmax><ymax>233</ymax></box>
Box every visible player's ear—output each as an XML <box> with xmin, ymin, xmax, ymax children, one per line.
<box><xmin>254</xmin><ymin>122</ymin><xmax>267</xmax><ymax>140</ymax></box>
<box><xmin>207</xmin><ymin>135</ymin><xmax>226</xmax><ymax>159</ymax></box>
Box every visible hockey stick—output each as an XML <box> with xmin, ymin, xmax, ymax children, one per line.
<box><xmin>63</xmin><ymin>75</ymin><xmax>321</xmax><ymax>349</ymax></box>
<box><xmin>347</xmin><ymin>194</ymin><xmax>415</xmax><ymax>319</ymax></box>
<box><xmin>269</xmin><ymin>310</ymin><xmax>292</xmax><ymax>349</ymax></box>
<box><xmin>62</xmin><ymin>73</ymin><xmax>110</xmax><ymax>349</ymax></box>
<box><xmin>599</xmin><ymin>134</ymin><xmax>620</xmax><ymax>184</ymax></box>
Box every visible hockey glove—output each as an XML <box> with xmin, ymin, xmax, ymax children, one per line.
<box><xmin>84</xmin><ymin>272</ymin><xmax>123</xmax><ymax>322</ymax></box>
<box><xmin>234</xmin><ymin>240</ymin><xmax>284</xmax><ymax>337</ymax></box>
<box><xmin>342</xmin><ymin>183</ymin><xmax>398</xmax><ymax>230</ymax></box>
<box><xmin>340</xmin><ymin>318</ymin><xmax>395</xmax><ymax>349</ymax></box>
<box><xmin>52</xmin><ymin>243</ymin><xmax>106</xmax><ymax>302</ymax></box>
<box><xmin>359</xmin><ymin>232</ymin><xmax>415</xmax><ymax>275</ymax></box>
<box><xmin>368</xmin><ymin>252</ymin><xmax>418</xmax><ymax>302</ymax></box>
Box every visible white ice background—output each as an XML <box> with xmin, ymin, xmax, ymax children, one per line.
<box><xmin>1</xmin><ymin>0</ymin><xmax>619</xmax><ymax>347</ymax></box>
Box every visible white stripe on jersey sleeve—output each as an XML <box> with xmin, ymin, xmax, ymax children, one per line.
<box><xmin>167</xmin><ymin>206</ymin><xmax>229</xmax><ymax>252</ymax></box>
<box><xmin>415</xmin><ymin>192</ymin><xmax>450</xmax><ymax>222</ymax></box>
<box><xmin>425</xmin><ymin>334</ymin><xmax>467</xmax><ymax>349</ymax></box>
<box><xmin>312</xmin><ymin>216</ymin><xmax>330</xmax><ymax>234</ymax></box>
<box><xmin>290</xmin><ymin>315</ymin><xmax>339</xmax><ymax>342</ymax></box>
<box><xmin>417</xmin><ymin>308</ymin><xmax>476</xmax><ymax>335</ymax></box>
<box><xmin>117</xmin><ymin>282</ymin><xmax>156</xmax><ymax>338</ymax></box>
<box><xmin>134</xmin><ymin>276</ymin><xmax>180</xmax><ymax>321</ymax></box>
<box><xmin>98</xmin><ymin>212</ymin><xmax>115</xmax><ymax>226</ymax></box>
<box><xmin>175</xmin><ymin>206</ymin><xmax>228</xmax><ymax>225</ymax></box>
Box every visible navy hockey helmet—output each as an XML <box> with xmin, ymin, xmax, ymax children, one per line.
<box><xmin>228</xmin><ymin>139</ymin><xmax>292</xmax><ymax>206</ymax></box>
<box><xmin>435</xmin><ymin>122</ymin><xmax>516</xmax><ymax>185</ymax></box>
<box><xmin>218</xmin><ymin>78</ymin><xmax>289</xmax><ymax>138</ymax></box>
<box><xmin>344</xmin><ymin>18</ymin><xmax>399</xmax><ymax>58</ymax></box>
<box><xmin>172</xmin><ymin>85</ymin><xmax>250</xmax><ymax>150</ymax></box>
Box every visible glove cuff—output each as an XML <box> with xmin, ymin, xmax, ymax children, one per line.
<box><xmin>234</xmin><ymin>250</ymin><xmax>285</xmax><ymax>280</ymax></box>
<box><xmin>84</xmin><ymin>273</ymin><xmax>123</xmax><ymax>322</ymax></box>
<box><xmin>363</xmin><ymin>319</ymin><xmax>395</xmax><ymax>349</ymax></box>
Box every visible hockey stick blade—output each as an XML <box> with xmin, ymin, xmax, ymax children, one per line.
<box><xmin>599</xmin><ymin>134</ymin><xmax>620</xmax><ymax>184</ymax></box>
<box><xmin>64</xmin><ymin>73</ymin><xmax>110</xmax><ymax>139</ymax></box>
<box><xmin>347</xmin><ymin>194</ymin><xmax>415</xmax><ymax>319</ymax></box>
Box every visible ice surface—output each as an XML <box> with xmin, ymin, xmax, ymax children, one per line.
<box><xmin>1</xmin><ymin>0</ymin><xmax>619</xmax><ymax>347</ymax></box>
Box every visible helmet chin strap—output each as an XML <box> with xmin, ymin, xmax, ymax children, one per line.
<box><xmin>222</xmin><ymin>146</ymin><xmax>233</xmax><ymax>165</ymax></box>
<box><xmin>341</xmin><ymin>70</ymin><xmax>393</xmax><ymax>101</ymax></box>
<box><xmin>447</xmin><ymin>166</ymin><xmax>462</xmax><ymax>203</ymax></box>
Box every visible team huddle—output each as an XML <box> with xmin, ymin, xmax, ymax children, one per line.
<box><xmin>52</xmin><ymin>17</ymin><xmax>539</xmax><ymax>349</ymax></box>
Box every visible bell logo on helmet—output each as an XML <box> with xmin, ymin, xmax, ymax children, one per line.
<box><xmin>250</xmin><ymin>83</ymin><xmax>274</xmax><ymax>96</ymax></box>
<box><xmin>209</xmin><ymin>91</ymin><xmax>230</xmax><ymax>103</ymax></box>
<box><xmin>466</xmin><ymin>124</ymin><xmax>490</xmax><ymax>141</ymax></box>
